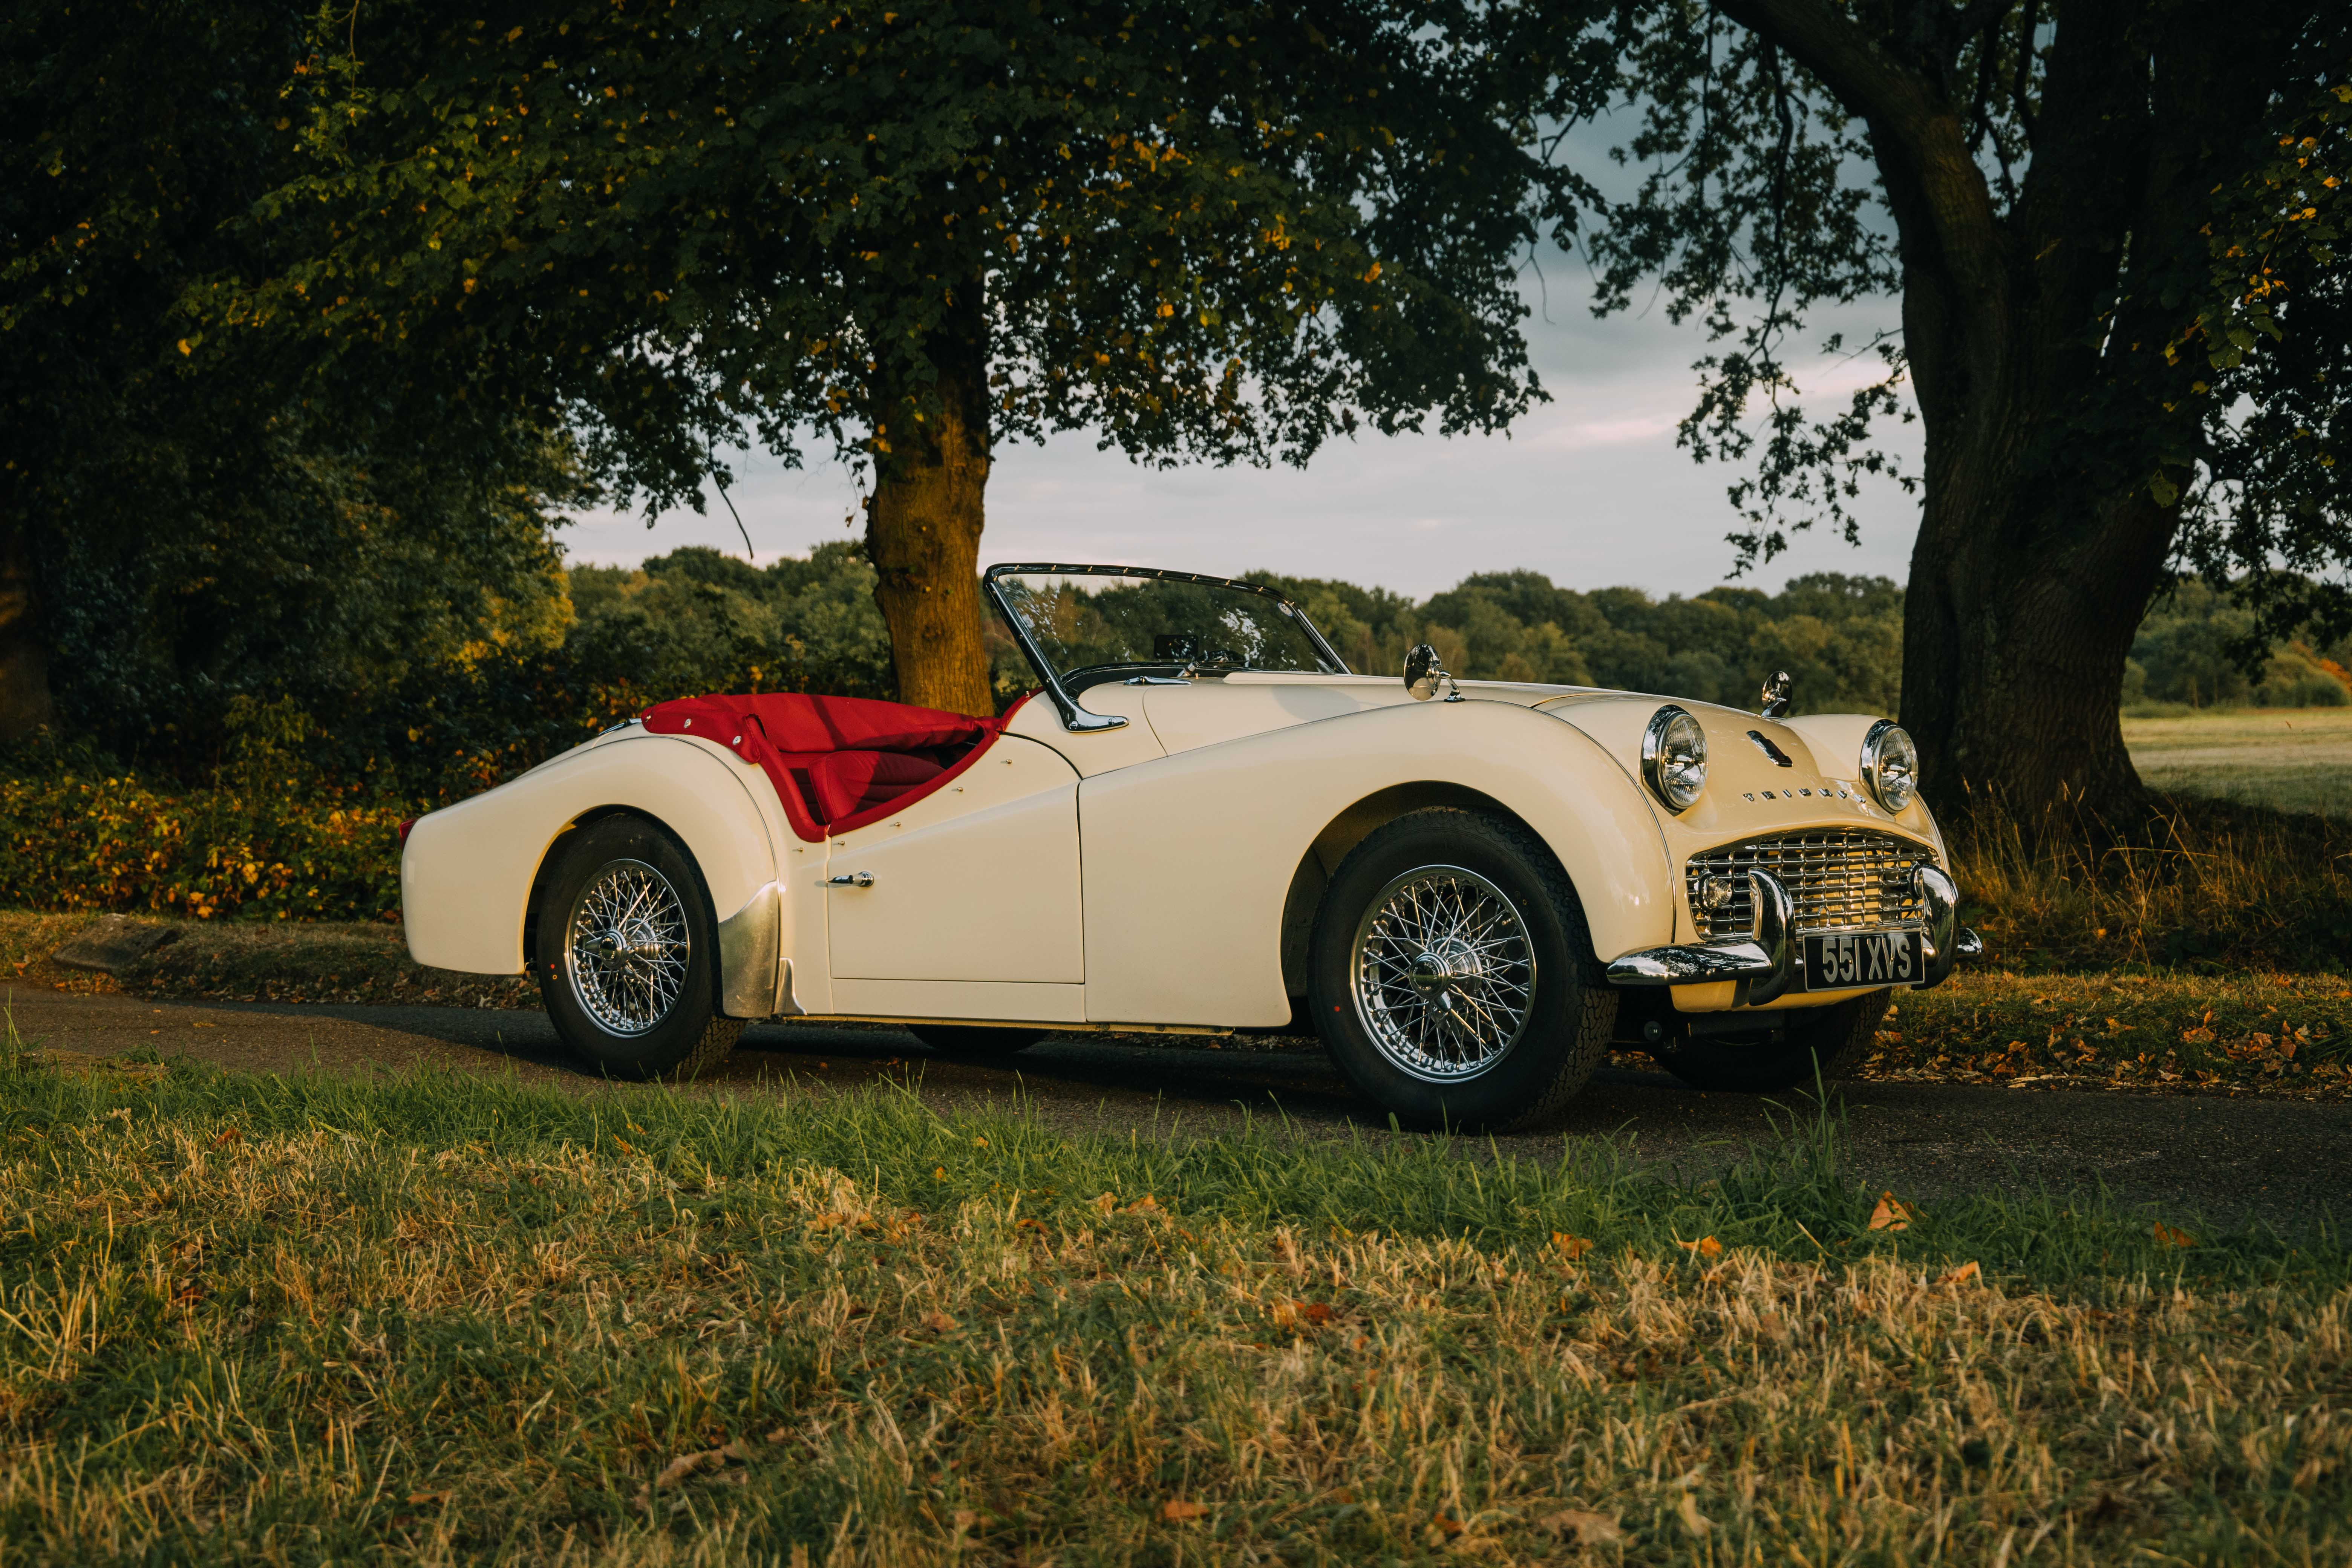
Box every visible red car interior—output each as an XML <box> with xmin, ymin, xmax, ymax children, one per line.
<box><xmin>640</xmin><ymin>692</ymin><xmax>1029</xmax><ymax>842</ymax></box>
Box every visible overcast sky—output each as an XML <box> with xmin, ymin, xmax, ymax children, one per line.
<box><xmin>559</xmin><ymin>269</ymin><xmax>1923</xmax><ymax>602</ymax></box>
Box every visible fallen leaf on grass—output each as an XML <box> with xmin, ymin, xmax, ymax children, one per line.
<box><xmin>1676</xmin><ymin>1235</ymin><xmax>1722</xmax><ymax>1258</ymax></box>
<box><xmin>1551</xmin><ymin>1231</ymin><xmax>1593</xmax><ymax>1260</ymax></box>
<box><xmin>1541</xmin><ymin>1508</ymin><xmax>1623</xmax><ymax>1545</ymax></box>
<box><xmin>1867</xmin><ymin>1192</ymin><xmax>1914</xmax><ymax>1231</ymax></box>
<box><xmin>1937</xmin><ymin>1260</ymin><xmax>1982</xmax><ymax>1286</ymax></box>
<box><xmin>1425</xmin><ymin>1513</ymin><xmax>1465</xmax><ymax>1544</ymax></box>
<box><xmin>2153</xmin><ymin>1220</ymin><xmax>2196</xmax><ymax>1248</ymax></box>
<box><xmin>406</xmin><ymin>1489</ymin><xmax>450</xmax><ymax>1505</ymax></box>
<box><xmin>1122</xmin><ymin>1194</ymin><xmax>1162</xmax><ymax>1216</ymax></box>
<box><xmin>654</xmin><ymin>1441</ymin><xmax>753</xmax><ymax>1490</ymax></box>
<box><xmin>1271</xmin><ymin>1299</ymin><xmax>1335</xmax><ymax>1330</ymax></box>
<box><xmin>1161</xmin><ymin>1499</ymin><xmax>1209</xmax><ymax>1522</ymax></box>
<box><xmin>920</xmin><ymin>1310</ymin><xmax>958</xmax><ymax>1334</ymax></box>
<box><xmin>210</xmin><ymin>1127</ymin><xmax>241</xmax><ymax>1148</ymax></box>
<box><xmin>1089</xmin><ymin>1193</ymin><xmax>1118</xmax><ymax>1214</ymax></box>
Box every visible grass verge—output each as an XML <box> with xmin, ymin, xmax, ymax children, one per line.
<box><xmin>0</xmin><ymin>1049</ymin><xmax>2345</xmax><ymax>1565</ymax></box>
<box><xmin>0</xmin><ymin>910</ymin><xmax>534</xmax><ymax>1009</ymax></box>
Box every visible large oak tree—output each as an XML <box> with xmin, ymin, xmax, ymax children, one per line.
<box><xmin>1576</xmin><ymin>0</ymin><xmax>2346</xmax><ymax>817</ymax></box>
<box><xmin>227</xmin><ymin>0</ymin><xmax>1612</xmax><ymax>713</ymax></box>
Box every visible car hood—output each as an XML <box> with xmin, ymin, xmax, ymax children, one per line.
<box><xmin>1072</xmin><ymin>672</ymin><xmax>1942</xmax><ymax>856</ymax></box>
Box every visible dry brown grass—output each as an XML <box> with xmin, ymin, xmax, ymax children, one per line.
<box><xmin>0</xmin><ymin>1059</ymin><xmax>2344</xmax><ymax>1565</ymax></box>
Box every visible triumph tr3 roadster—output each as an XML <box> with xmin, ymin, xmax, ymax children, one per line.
<box><xmin>400</xmin><ymin>564</ymin><xmax>1978</xmax><ymax>1127</ymax></box>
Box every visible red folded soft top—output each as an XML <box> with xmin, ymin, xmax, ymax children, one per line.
<box><xmin>641</xmin><ymin>692</ymin><xmax>1025</xmax><ymax>842</ymax></box>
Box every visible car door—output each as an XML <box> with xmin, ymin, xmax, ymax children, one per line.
<box><xmin>822</xmin><ymin>734</ymin><xmax>1084</xmax><ymax>1003</ymax></box>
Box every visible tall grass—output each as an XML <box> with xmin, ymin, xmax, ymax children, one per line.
<box><xmin>1952</xmin><ymin>790</ymin><xmax>2352</xmax><ymax>972</ymax></box>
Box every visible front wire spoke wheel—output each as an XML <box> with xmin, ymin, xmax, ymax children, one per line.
<box><xmin>565</xmin><ymin>858</ymin><xmax>691</xmax><ymax>1036</ymax></box>
<box><xmin>1350</xmin><ymin>865</ymin><xmax>1536</xmax><ymax>1083</ymax></box>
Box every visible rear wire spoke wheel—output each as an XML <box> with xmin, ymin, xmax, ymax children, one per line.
<box><xmin>1311</xmin><ymin>808</ymin><xmax>1615</xmax><ymax>1132</ymax></box>
<box><xmin>566</xmin><ymin>860</ymin><xmax>691</xmax><ymax>1036</ymax></box>
<box><xmin>533</xmin><ymin>816</ymin><xmax>740</xmax><ymax>1082</ymax></box>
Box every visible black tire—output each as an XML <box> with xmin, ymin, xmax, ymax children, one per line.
<box><xmin>908</xmin><ymin>1024</ymin><xmax>1047</xmax><ymax>1058</ymax></box>
<box><xmin>1309</xmin><ymin>808</ymin><xmax>1617</xmax><ymax>1132</ymax></box>
<box><xmin>1649</xmin><ymin>989</ymin><xmax>1891</xmax><ymax>1093</ymax></box>
<box><xmin>533</xmin><ymin>815</ymin><xmax>741</xmax><ymax>1082</ymax></box>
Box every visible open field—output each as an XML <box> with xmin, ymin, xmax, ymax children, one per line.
<box><xmin>0</xmin><ymin>1052</ymin><xmax>2345</xmax><ymax>1565</ymax></box>
<box><xmin>2123</xmin><ymin>706</ymin><xmax>2352</xmax><ymax>819</ymax></box>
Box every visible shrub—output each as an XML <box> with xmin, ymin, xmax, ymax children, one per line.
<box><xmin>0</xmin><ymin>773</ymin><xmax>404</xmax><ymax>922</ymax></box>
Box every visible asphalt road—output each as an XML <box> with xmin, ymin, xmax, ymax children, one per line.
<box><xmin>12</xmin><ymin>989</ymin><xmax>2347</xmax><ymax>1235</ymax></box>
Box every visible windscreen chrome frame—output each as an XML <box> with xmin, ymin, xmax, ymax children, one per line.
<box><xmin>982</xmin><ymin>562</ymin><xmax>1352</xmax><ymax>734</ymax></box>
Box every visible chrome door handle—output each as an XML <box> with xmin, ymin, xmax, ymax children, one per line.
<box><xmin>825</xmin><ymin>872</ymin><xmax>875</xmax><ymax>888</ymax></box>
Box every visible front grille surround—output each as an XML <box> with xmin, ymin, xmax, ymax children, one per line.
<box><xmin>1684</xmin><ymin>829</ymin><xmax>1933</xmax><ymax>940</ymax></box>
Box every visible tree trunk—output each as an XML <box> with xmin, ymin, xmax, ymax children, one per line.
<box><xmin>0</xmin><ymin>522</ymin><xmax>54</xmax><ymax>744</ymax></box>
<box><xmin>1714</xmin><ymin>0</ymin><xmax>2297</xmax><ymax>826</ymax></box>
<box><xmin>1903</xmin><ymin>479</ymin><xmax>2172</xmax><ymax>822</ymax></box>
<box><xmin>864</xmin><ymin>291</ymin><xmax>996</xmax><ymax>718</ymax></box>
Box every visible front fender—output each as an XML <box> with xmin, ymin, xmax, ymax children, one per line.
<box><xmin>400</xmin><ymin>733</ymin><xmax>780</xmax><ymax>975</ymax></box>
<box><xmin>1076</xmin><ymin>699</ymin><xmax>1675</xmax><ymax>1027</ymax></box>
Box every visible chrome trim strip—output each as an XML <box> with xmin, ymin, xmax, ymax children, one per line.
<box><xmin>715</xmin><ymin>880</ymin><xmax>784</xmax><ymax>1019</ymax></box>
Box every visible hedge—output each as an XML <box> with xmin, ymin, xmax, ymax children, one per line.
<box><xmin>0</xmin><ymin>774</ymin><xmax>405</xmax><ymax>922</ymax></box>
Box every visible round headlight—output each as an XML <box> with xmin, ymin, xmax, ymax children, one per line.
<box><xmin>1641</xmin><ymin>705</ymin><xmax>1708</xmax><ymax>812</ymax></box>
<box><xmin>1860</xmin><ymin>720</ymin><xmax>1918</xmax><ymax>812</ymax></box>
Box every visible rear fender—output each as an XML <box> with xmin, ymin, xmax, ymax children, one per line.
<box><xmin>401</xmin><ymin>734</ymin><xmax>781</xmax><ymax>977</ymax></box>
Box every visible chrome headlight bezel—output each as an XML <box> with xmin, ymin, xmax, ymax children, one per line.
<box><xmin>1640</xmin><ymin>704</ymin><xmax>1709</xmax><ymax>813</ymax></box>
<box><xmin>1859</xmin><ymin>719</ymin><xmax>1919</xmax><ymax>813</ymax></box>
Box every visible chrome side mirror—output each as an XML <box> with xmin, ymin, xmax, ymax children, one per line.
<box><xmin>1758</xmin><ymin>669</ymin><xmax>1793</xmax><ymax>718</ymax></box>
<box><xmin>1403</xmin><ymin>643</ymin><xmax>1463</xmax><ymax>703</ymax></box>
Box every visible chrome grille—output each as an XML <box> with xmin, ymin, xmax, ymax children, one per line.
<box><xmin>1684</xmin><ymin>830</ymin><xmax>1932</xmax><ymax>939</ymax></box>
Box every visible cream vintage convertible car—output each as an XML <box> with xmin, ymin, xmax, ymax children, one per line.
<box><xmin>400</xmin><ymin>564</ymin><xmax>1978</xmax><ymax>1127</ymax></box>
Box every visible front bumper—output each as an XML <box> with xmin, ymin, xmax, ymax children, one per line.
<box><xmin>1606</xmin><ymin>865</ymin><xmax>1980</xmax><ymax>1006</ymax></box>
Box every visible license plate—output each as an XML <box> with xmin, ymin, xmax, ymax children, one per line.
<box><xmin>1801</xmin><ymin>930</ymin><xmax>1925</xmax><ymax>991</ymax></box>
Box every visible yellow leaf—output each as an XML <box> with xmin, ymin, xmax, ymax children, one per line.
<box><xmin>920</xmin><ymin>1309</ymin><xmax>957</xmax><ymax>1333</ymax></box>
<box><xmin>1937</xmin><ymin>1260</ymin><xmax>1982</xmax><ymax>1286</ymax></box>
<box><xmin>2153</xmin><ymin>1220</ymin><xmax>2196</xmax><ymax>1249</ymax></box>
<box><xmin>1677</xmin><ymin>1235</ymin><xmax>1723</xmax><ymax>1258</ymax></box>
<box><xmin>1867</xmin><ymin>1192</ymin><xmax>1914</xmax><ymax>1232</ymax></box>
<box><xmin>1551</xmin><ymin>1231</ymin><xmax>1594</xmax><ymax>1260</ymax></box>
<box><xmin>176</xmin><ymin>339</ymin><xmax>191</xmax><ymax>356</ymax></box>
<box><xmin>1161</xmin><ymin>1499</ymin><xmax>1208</xmax><ymax>1522</ymax></box>
<box><xmin>1089</xmin><ymin>1192</ymin><xmax>1118</xmax><ymax>1214</ymax></box>
<box><xmin>406</xmin><ymin>1488</ymin><xmax>451</xmax><ymax>1505</ymax></box>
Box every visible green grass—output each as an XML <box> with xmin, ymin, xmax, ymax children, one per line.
<box><xmin>0</xmin><ymin>1049</ymin><xmax>2345</xmax><ymax>1565</ymax></box>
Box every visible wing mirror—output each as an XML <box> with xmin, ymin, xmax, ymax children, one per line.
<box><xmin>1404</xmin><ymin>643</ymin><xmax>1464</xmax><ymax>703</ymax></box>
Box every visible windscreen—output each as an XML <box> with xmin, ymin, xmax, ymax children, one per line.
<box><xmin>991</xmin><ymin>572</ymin><xmax>1340</xmax><ymax>686</ymax></box>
